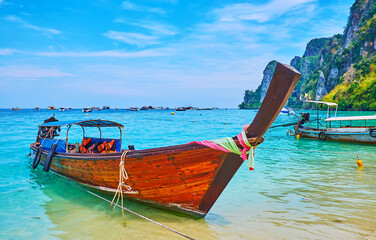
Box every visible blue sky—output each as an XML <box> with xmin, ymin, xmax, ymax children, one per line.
<box><xmin>0</xmin><ymin>0</ymin><xmax>354</xmax><ymax>108</ymax></box>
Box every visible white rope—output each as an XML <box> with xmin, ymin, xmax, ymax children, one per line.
<box><xmin>54</xmin><ymin>176</ymin><xmax>195</xmax><ymax>240</ymax></box>
<box><xmin>110</xmin><ymin>150</ymin><xmax>133</xmax><ymax>225</ymax></box>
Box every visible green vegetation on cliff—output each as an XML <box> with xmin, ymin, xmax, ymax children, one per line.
<box><xmin>240</xmin><ymin>0</ymin><xmax>376</xmax><ymax>110</ymax></box>
<box><xmin>323</xmin><ymin>56</ymin><xmax>376</xmax><ymax>110</ymax></box>
<box><xmin>238</xmin><ymin>86</ymin><xmax>261</xmax><ymax>109</ymax></box>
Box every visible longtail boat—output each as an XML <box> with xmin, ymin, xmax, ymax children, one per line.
<box><xmin>295</xmin><ymin>100</ymin><xmax>376</xmax><ymax>144</ymax></box>
<box><xmin>30</xmin><ymin>62</ymin><xmax>301</xmax><ymax>217</ymax></box>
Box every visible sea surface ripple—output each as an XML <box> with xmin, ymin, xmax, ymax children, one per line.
<box><xmin>0</xmin><ymin>109</ymin><xmax>376</xmax><ymax>239</ymax></box>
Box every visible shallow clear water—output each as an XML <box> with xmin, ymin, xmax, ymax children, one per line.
<box><xmin>1</xmin><ymin>109</ymin><xmax>376</xmax><ymax>240</ymax></box>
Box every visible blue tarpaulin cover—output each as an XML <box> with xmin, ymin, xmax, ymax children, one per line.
<box><xmin>40</xmin><ymin>138</ymin><xmax>66</xmax><ymax>153</ymax></box>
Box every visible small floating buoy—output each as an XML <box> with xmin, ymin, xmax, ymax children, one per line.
<box><xmin>296</xmin><ymin>134</ymin><xmax>300</xmax><ymax>140</ymax></box>
<box><xmin>171</xmin><ymin>112</ymin><xmax>175</xmax><ymax>115</ymax></box>
<box><xmin>86</xmin><ymin>113</ymin><xmax>89</xmax><ymax>116</ymax></box>
<box><xmin>356</xmin><ymin>156</ymin><xmax>363</xmax><ymax>167</ymax></box>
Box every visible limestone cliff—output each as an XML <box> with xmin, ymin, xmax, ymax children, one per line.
<box><xmin>240</xmin><ymin>0</ymin><xmax>376</xmax><ymax>110</ymax></box>
<box><xmin>239</xmin><ymin>61</ymin><xmax>277</xmax><ymax>109</ymax></box>
<box><xmin>260</xmin><ymin>61</ymin><xmax>278</xmax><ymax>102</ymax></box>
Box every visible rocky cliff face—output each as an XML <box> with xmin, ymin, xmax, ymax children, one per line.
<box><xmin>343</xmin><ymin>0</ymin><xmax>375</xmax><ymax>48</ymax></box>
<box><xmin>260</xmin><ymin>61</ymin><xmax>278</xmax><ymax>102</ymax></box>
<box><xmin>239</xmin><ymin>61</ymin><xmax>277</xmax><ymax>109</ymax></box>
<box><xmin>240</xmin><ymin>0</ymin><xmax>376</xmax><ymax>110</ymax></box>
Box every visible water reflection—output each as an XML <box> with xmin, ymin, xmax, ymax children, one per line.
<box><xmin>30</xmin><ymin>168</ymin><xmax>218</xmax><ymax>240</ymax></box>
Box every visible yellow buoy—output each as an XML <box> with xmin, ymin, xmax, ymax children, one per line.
<box><xmin>171</xmin><ymin>112</ymin><xmax>175</xmax><ymax>115</ymax></box>
<box><xmin>86</xmin><ymin>113</ymin><xmax>89</xmax><ymax>116</ymax></box>
<box><xmin>296</xmin><ymin>134</ymin><xmax>300</xmax><ymax>140</ymax></box>
<box><xmin>357</xmin><ymin>157</ymin><xmax>363</xmax><ymax>167</ymax></box>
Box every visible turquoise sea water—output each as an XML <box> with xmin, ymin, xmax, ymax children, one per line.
<box><xmin>1</xmin><ymin>109</ymin><xmax>376</xmax><ymax>240</ymax></box>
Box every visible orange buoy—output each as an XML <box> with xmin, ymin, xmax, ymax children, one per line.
<box><xmin>356</xmin><ymin>157</ymin><xmax>363</xmax><ymax>167</ymax></box>
<box><xmin>171</xmin><ymin>112</ymin><xmax>175</xmax><ymax>115</ymax></box>
<box><xmin>296</xmin><ymin>134</ymin><xmax>300</xmax><ymax>140</ymax></box>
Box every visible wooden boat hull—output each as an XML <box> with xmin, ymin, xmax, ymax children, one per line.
<box><xmin>30</xmin><ymin>143</ymin><xmax>243</xmax><ymax>217</ymax></box>
<box><xmin>296</xmin><ymin>128</ymin><xmax>376</xmax><ymax>144</ymax></box>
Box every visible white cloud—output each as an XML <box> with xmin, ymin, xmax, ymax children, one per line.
<box><xmin>0</xmin><ymin>48</ymin><xmax>15</xmax><ymax>55</ymax></box>
<box><xmin>0</xmin><ymin>65</ymin><xmax>72</xmax><ymax>78</ymax></box>
<box><xmin>114</xmin><ymin>18</ymin><xmax>178</xmax><ymax>36</ymax></box>
<box><xmin>214</xmin><ymin>0</ymin><xmax>316</xmax><ymax>23</ymax></box>
<box><xmin>121</xmin><ymin>1</ymin><xmax>165</xmax><ymax>14</ymax></box>
<box><xmin>133</xmin><ymin>21</ymin><xmax>178</xmax><ymax>36</ymax></box>
<box><xmin>33</xmin><ymin>49</ymin><xmax>171</xmax><ymax>57</ymax></box>
<box><xmin>104</xmin><ymin>31</ymin><xmax>160</xmax><ymax>46</ymax></box>
<box><xmin>4</xmin><ymin>15</ymin><xmax>61</xmax><ymax>35</ymax></box>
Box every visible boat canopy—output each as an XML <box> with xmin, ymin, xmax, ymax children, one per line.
<box><xmin>39</xmin><ymin>119</ymin><xmax>124</xmax><ymax>128</ymax></box>
<box><xmin>325</xmin><ymin>116</ymin><xmax>376</xmax><ymax>122</ymax></box>
<box><xmin>303</xmin><ymin>100</ymin><xmax>338</xmax><ymax>106</ymax></box>
<box><xmin>303</xmin><ymin>100</ymin><xmax>338</xmax><ymax>118</ymax></box>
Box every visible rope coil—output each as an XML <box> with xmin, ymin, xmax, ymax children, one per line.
<box><xmin>111</xmin><ymin>150</ymin><xmax>133</xmax><ymax>225</ymax></box>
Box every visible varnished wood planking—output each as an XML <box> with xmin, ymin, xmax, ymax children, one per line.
<box><xmin>32</xmin><ymin>143</ymin><xmax>232</xmax><ymax>215</ymax></box>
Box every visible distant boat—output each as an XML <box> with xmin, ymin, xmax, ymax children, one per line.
<box><xmin>68</xmin><ymin>108</ymin><xmax>73</xmax><ymax>111</ymax></box>
<box><xmin>114</xmin><ymin>108</ymin><xmax>118</xmax><ymax>111</ymax></box>
<box><xmin>11</xmin><ymin>107</ymin><xmax>20</xmax><ymax>111</ymax></box>
<box><xmin>295</xmin><ymin>100</ymin><xmax>376</xmax><ymax>144</ymax></box>
<box><xmin>280</xmin><ymin>106</ymin><xmax>295</xmax><ymax>115</ymax></box>
<box><xmin>140</xmin><ymin>106</ymin><xmax>148</xmax><ymax>110</ymax></box>
<box><xmin>59</xmin><ymin>108</ymin><xmax>66</xmax><ymax>112</ymax></box>
<box><xmin>102</xmin><ymin>106</ymin><xmax>110</xmax><ymax>110</ymax></box>
<box><xmin>82</xmin><ymin>108</ymin><xmax>92</xmax><ymax>113</ymax></box>
<box><xmin>92</xmin><ymin>107</ymin><xmax>101</xmax><ymax>111</ymax></box>
<box><xmin>175</xmin><ymin>107</ymin><xmax>186</xmax><ymax>111</ymax></box>
<box><xmin>47</xmin><ymin>106</ymin><xmax>56</xmax><ymax>110</ymax></box>
<box><xmin>197</xmin><ymin>108</ymin><xmax>213</xmax><ymax>110</ymax></box>
<box><xmin>34</xmin><ymin>107</ymin><xmax>40</xmax><ymax>111</ymax></box>
<box><xmin>129</xmin><ymin>107</ymin><xmax>139</xmax><ymax>111</ymax></box>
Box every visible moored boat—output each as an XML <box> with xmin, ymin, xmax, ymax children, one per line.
<box><xmin>129</xmin><ymin>107</ymin><xmax>139</xmax><ymax>111</ymax></box>
<box><xmin>47</xmin><ymin>106</ymin><xmax>56</xmax><ymax>110</ymax></box>
<box><xmin>82</xmin><ymin>107</ymin><xmax>92</xmax><ymax>113</ymax></box>
<box><xmin>140</xmin><ymin>106</ymin><xmax>148</xmax><ymax>110</ymax></box>
<box><xmin>35</xmin><ymin>107</ymin><xmax>40</xmax><ymax>111</ymax></box>
<box><xmin>11</xmin><ymin>107</ymin><xmax>20</xmax><ymax>111</ymax></box>
<box><xmin>59</xmin><ymin>107</ymin><xmax>66</xmax><ymax>112</ymax></box>
<box><xmin>102</xmin><ymin>106</ymin><xmax>110</xmax><ymax>110</ymax></box>
<box><xmin>295</xmin><ymin>100</ymin><xmax>376</xmax><ymax>144</ymax></box>
<box><xmin>280</xmin><ymin>106</ymin><xmax>295</xmax><ymax>115</ymax></box>
<box><xmin>29</xmin><ymin>62</ymin><xmax>301</xmax><ymax>217</ymax></box>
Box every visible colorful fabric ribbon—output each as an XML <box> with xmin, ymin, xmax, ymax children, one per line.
<box><xmin>193</xmin><ymin>125</ymin><xmax>256</xmax><ymax>171</ymax></box>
